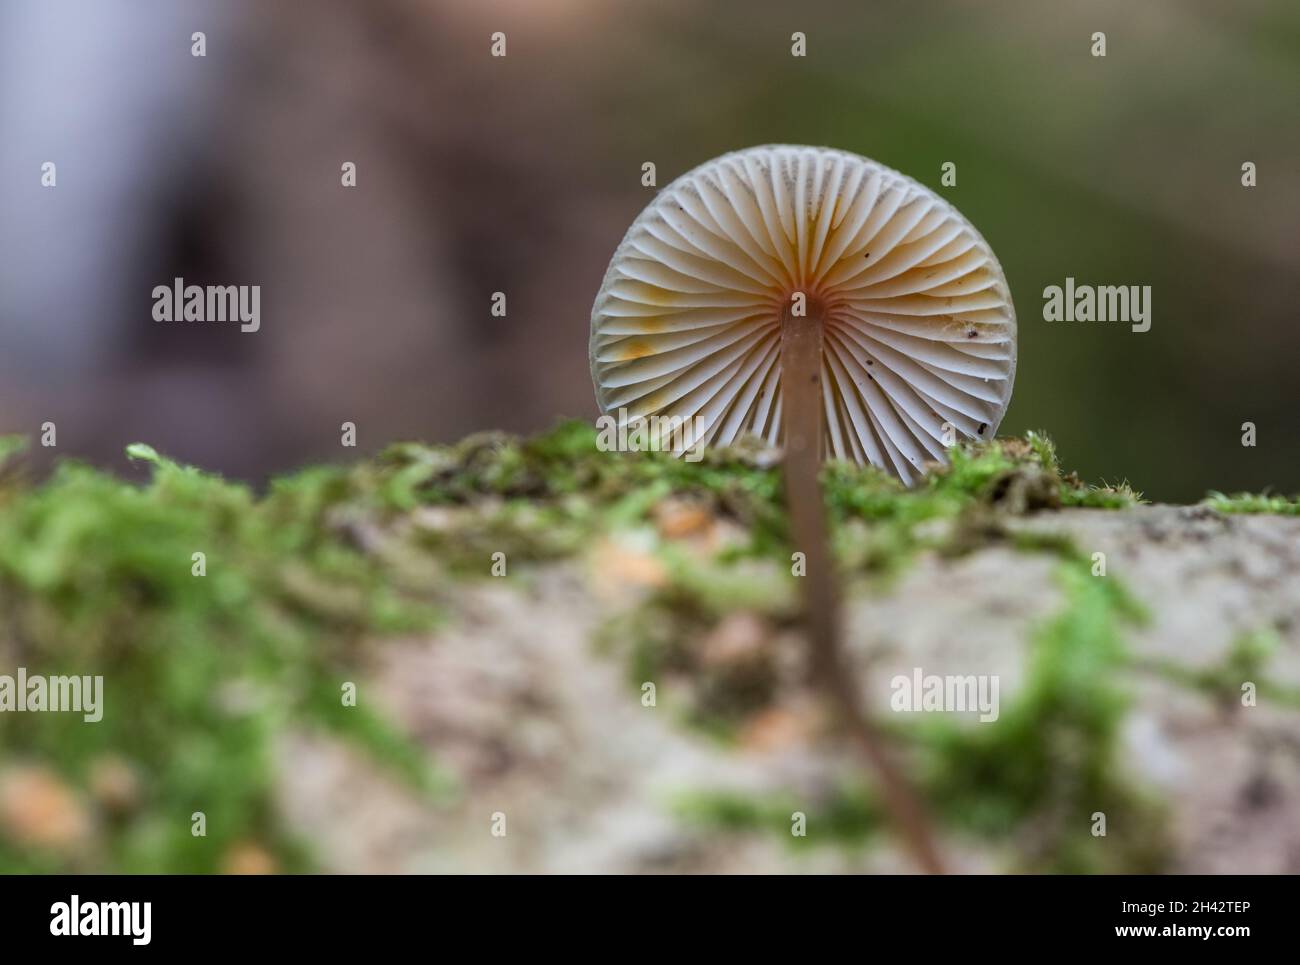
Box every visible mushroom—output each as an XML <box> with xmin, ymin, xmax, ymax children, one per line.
<box><xmin>590</xmin><ymin>144</ymin><xmax>1016</xmax><ymax>479</ymax></box>
<box><xmin>590</xmin><ymin>145</ymin><xmax>1017</xmax><ymax>872</ymax></box>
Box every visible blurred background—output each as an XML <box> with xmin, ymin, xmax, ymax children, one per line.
<box><xmin>1</xmin><ymin>0</ymin><xmax>1297</xmax><ymax>502</ymax></box>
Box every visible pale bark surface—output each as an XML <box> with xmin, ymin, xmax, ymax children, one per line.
<box><xmin>277</xmin><ymin>505</ymin><xmax>1300</xmax><ymax>873</ymax></box>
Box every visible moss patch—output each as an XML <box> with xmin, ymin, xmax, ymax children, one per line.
<box><xmin>673</xmin><ymin>561</ymin><xmax>1170</xmax><ymax>872</ymax></box>
<box><xmin>0</xmin><ymin>442</ymin><xmax>444</xmax><ymax>873</ymax></box>
<box><xmin>0</xmin><ymin>420</ymin><xmax>1258</xmax><ymax>873</ymax></box>
<box><xmin>1135</xmin><ymin>628</ymin><xmax>1300</xmax><ymax>710</ymax></box>
<box><xmin>1203</xmin><ymin>491</ymin><xmax>1300</xmax><ymax>516</ymax></box>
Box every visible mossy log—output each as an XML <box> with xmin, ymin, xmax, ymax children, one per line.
<box><xmin>0</xmin><ymin>426</ymin><xmax>1297</xmax><ymax>873</ymax></box>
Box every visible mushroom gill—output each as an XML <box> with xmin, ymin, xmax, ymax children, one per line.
<box><xmin>590</xmin><ymin>144</ymin><xmax>1017</xmax><ymax>484</ymax></box>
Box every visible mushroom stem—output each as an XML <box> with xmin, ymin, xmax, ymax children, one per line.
<box><xmin>779</xmin><ymin>302</ymin><xmax>945</xmax><ymax>875</ymax></box>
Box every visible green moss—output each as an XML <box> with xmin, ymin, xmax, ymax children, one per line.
<box><xmin>920</xmin><ymin>565</ymin><xmax>1166</xmax><ymax>871</ymax></box>
<box><xmin>0</xmin><ymin>421</ymin><xmax>1250</xmax><ymax>873</ymax></box>
<box><xmin>667</xmin><ymin>491</ymin><xmax>1166</xmax><ymax>869</ymax></box>
<box><xmin>593</xmin><ymin>426</ymin><xmax>1156</xmax><ymax>769</ymax></box>
<box><xmin>673</xmin><ymin>560</ymin><xmax>1167</xmax><ymax>871</ymax></box>
<box><xmin>1063</xmin><ymin>481</ymin><xmax>1148</xmax><ymax>509</ymax></box>
<box><xmin>1136</xmin><ymin>628</ymin><xmax>1300</xmax><ymax>709</ymax></box>
<box><xmin>0</xmin><ymin>435</ymin><xmax>30</xmax><ymax>473</ymax></box>
<box><xmin>596</xmin><ymin>555</ymin><xmax>796</xmax><ymax>741</ymax></box>
<box><xmin>674</xmin><ymin>780</ymin><xmax>882</xmax><ymax>851</ymax></box>
<box><xmin>1024</xmin><ymin>430</ymin><xmax>1060</xmax><ymax>475</ymax></box>
<box><xmin>1202</xmin><ymin>490</ymin><xmax>1300</xmax><ymax>515</ymax></box>
<box><xmin>0</xmin><ymin>442</ymin><xmax>445</xmax><ymax>873</ymax></box>
<box><xmin>341</xmin><ymin>424</ymin><xmax>1143</xmax><ymax>593</ymax></box>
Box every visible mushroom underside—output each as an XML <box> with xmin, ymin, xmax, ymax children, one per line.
<box><xmin>590</xmin><ymin>145</ymin><xmax>1017</xmax><ymax>485</ymax></box>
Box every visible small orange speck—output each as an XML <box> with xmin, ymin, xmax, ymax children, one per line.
<box><xmin>622</xmin><ymin>281</ymin><xmax>677</xmax><ymax>306</ymax></box>
<box><xmin>618</xmin><ymin>339</ymin><xmax>655</xmax><ymax>361</ymax></box>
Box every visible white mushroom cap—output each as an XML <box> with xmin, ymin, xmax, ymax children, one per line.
<box><xmin>589</xmin><ymin>145</ymin><xmax>1017</xmax><ymax>484</ymax></box>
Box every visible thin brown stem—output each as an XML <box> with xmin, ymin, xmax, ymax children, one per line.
<box><xmin>780</xmin><ymin>300</ymin><xmax>945</xmax><ymax>875</ymax></box>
